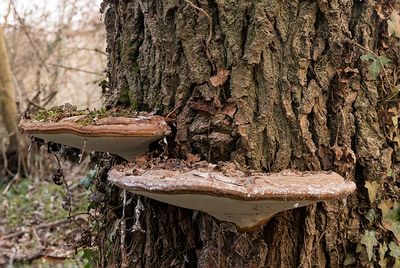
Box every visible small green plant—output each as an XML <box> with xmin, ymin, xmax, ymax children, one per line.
<box><xmin>360</xmin><ymin>53</ymin><xmax>391</xmax><ymax>79</ymax></box>
<box><xmin>80</xmin><ymin>166</ymin><xmax>99</xmax><ymax>189</ymax></box>
<box><xmin>361</xmin><ymin>180</ymin><xmax>400</xmax><ymax>266</ymax></box>
<box><xmin>360</xmin><ymin>230</ymin><xmax>379</xmax><ymax>262</ymax></box>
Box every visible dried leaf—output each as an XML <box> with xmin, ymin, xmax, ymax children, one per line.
<box><xmin>186</xmin><ymin>153</ymin><xmax>201</xmax><ymax>164</ymax></box>
<box><xmin>375</xmin><ymin>4</ymin><xmax>385</xmax><ymax>19</ymax></box>
<box><xmin>379</xmin><ymin>242</ymin><xmax>388</xmax><ymax>268</ymax></box>
<box><xmin>378</xmin><ymin>199</ymin><xmax>393</xmax><ymax>215</ymax></box>
<box><xmin>360</xmin><ymin>230</ymin><xmax>378</xmax><ymax>262</ymax></box>
<box><xmin>189</xmin><ymin>100</ymin><xmax>216</xmax><ymax>114</ymax></box>
<box><xmin>389</xmin><ymin>241</ymin><xmax>400</xmax><ymax>268</ymax></box>
<box><xmin>344</xmin><ymin>254</ymin><xmax>356</xmax><ymax>266</ymax></box>
<box><xmin>345</xmin><ymin>91</ymin><xmax>358</xmax><ymax>105</ymax></box>
<box><xmin>210</xmin><ymin>68</ymin><xmax>229</xmax><ymax>87</ymax></box>
<box><xmin>388</xmin><ymin>12</ymin><xmax>400</xmax><ymax>38</ymax></box>
<box><xmin>392</xmin><ymin>115</ymin><xmax>399</xmax><ymax>127</ymax></box>
<box><xmin>379</xmin><ymin>200</ymin><xmax>400</xmax><ymax>241</ymax></box>
<box><xmin>221</xmin><ymin>101</ymin><xmax>237</xmax><ymax>118</ymax></box>
<box><xmin>387</xmin><ymin>168</ymin><xmax>394</xmax><ymax>178</ymax></box>
<box><xmin>365</xmin><ymin>181</ymin><xmax>381</xmax><ymax>204</ymax></box>
<box><xmin>331</xmin><ymin>144</ymin><xmax>343</xmax><ymax>160</ymax></box>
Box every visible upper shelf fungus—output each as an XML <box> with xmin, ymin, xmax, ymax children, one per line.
<box><xmin>19</xmin><ymin>115</ymin><xmax>171</xmax><ymax>161</ymax></box>
<box><xmin>108</xmin><ymin>165</ymin><xmax>356</xmax><ymax>231</ymax></box>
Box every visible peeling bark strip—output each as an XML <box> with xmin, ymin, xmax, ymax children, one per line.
<box><xmin>101</xmin><ymin>0</ymin><xmax>400</xmax><ymax>266</ymax></box>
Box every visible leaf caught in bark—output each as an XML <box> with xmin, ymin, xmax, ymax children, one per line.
<box><xmin>210</xmin><ymin>68</ymin><xmax>229</xmax><ymax>87</ymax></box>
<box><xmin>365</xmin><ymin>181</ymin><xmax>381</xmax><ymax>204</ymax></box>
<box><xmin>388</xmin><ymin>12</ymin><xmax>400</xmax><ymax>38</ymax></box>
<box><xmin>360</xmin><ymin>230</ymin><xmax>378</xmax><ymax>262</ymax></box>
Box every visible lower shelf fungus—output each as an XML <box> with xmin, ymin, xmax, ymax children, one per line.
<box><xmin>19</xmin><ymin>115</ymin><xmax>171</xmax><ymax>161</ymax></box>
<box><xmin>108</xmin><ymin>165</ymin><xmax>356</xmax><ymax>231</ymax></box>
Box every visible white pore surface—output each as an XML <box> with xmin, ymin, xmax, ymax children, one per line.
<box><xmin>134</xmin><ymin>191</ymin><xmax>312</xmax><ymax>229</ymax></box>
<box><xmin>34</xmin><ymin>133</ymin><xmax>161</xmax><ymax>161</ymax></box>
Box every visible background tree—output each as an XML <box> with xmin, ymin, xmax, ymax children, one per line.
<box><xmin>97</xmin><ymin>0</ymin><xmax>400</xmax><ymax>267</ymax></box>
<box><xmin>0</xmin><ymin>25</ymin><xmax>18</xmax><ymax>151</ymax></box>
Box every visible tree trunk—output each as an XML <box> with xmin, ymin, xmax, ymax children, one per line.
<box><xmin>0</xmin><ymin>26</ymin><xmax>18</xmax><ymax>150</ymax></box>
<box><xmin>99</xmin><ymin>0</ymin><xmax>399</xmax><ymax>266</ymax></box>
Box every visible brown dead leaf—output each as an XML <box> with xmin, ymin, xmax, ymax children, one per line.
<box><xmin>365</xmin><ymin>181</ymin><xmax>381</xmax><ymax>204</ymax></box>
<box><xmin>331</xmin><ymin>144</ymin><xmax>356</xmax><ymax>170</ymax></box>
<box><xmin>331</xmin><ymin>144</ymin><xmax>343</xmax><ymax>160</ymax></box>
<box><xmin>388</xmin><ymin>12</ymin><xmax>400</xmax><ymax>38</ymax></box>
<box><xmin>186</xmin><ymin>153</ymin><xmax>201</xmax><ymax>164</ymax></box>
<box><xmin>375</xmin><ymin>5</ymin><xmax>385</xmax><ymax>19</ymax></box>
<box><xmin>345</xmin><ymin>91</ymin><xmax>358</xmax><ymax>105</ymax></box>
<box><xmin>188</xmin><ymin>100</ymin><xmax>216</xmax><ymax>114</ymax></box>
<box><xmin>134</xmin><ymin>155</ymin><xmax>150</xmax><ymax>169</ymax></box>
<box><xmin>221</xmin><ymin>101</ymin><xmax>237</xmax><ymax>118</ymax></box>
<box><xmin>210</xmin><ymin>68</ymin><xmax>229</xmax><ymax>87</ymax></box>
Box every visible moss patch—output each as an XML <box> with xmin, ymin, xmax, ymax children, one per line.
<box><xmin>28</xmin><ymin>105</ymin><xmax>136</xmax><ymax>125</ymax></box>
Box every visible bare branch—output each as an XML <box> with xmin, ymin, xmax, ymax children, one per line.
<box><xmin>10</xmin><ymin>1</ymin><xmax>50</xmax><ymax>73</ymax></box>
<box><xmin>48</xmin><ymin>63</ymin><xmax>104</xmax><ymax>76</ymax></box>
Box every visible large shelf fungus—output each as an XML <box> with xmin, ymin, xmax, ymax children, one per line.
<box><xmin>108</xmin><ymin>165</ymin><xmax>356</xmax><ymax>231</ymax></box>
<box><xmin>19</xmin><ymin>115</ymin><xmax>171</xmax><ymax>161</ymax></box>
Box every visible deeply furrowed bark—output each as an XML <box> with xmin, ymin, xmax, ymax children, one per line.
<box><xmin>99</xmin><ymin>0</ymin><xmax>400</xmax><ymax>267</ymax></box>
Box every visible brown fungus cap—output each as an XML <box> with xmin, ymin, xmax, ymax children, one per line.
<box><xmin>19</xmin><ymin>115</ymin><xmax>170</xmax><ymax>161</ymax></box>
<box><xmin>108</xmin><ymin>166</ymin><xmax>356</xmax><ymax>231</ymax></box>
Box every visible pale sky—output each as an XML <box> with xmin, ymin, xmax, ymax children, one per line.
<box><xmin>1</xmin><ymin>0</ymin><xmax>103</xmax><ymax>27</ymax></box>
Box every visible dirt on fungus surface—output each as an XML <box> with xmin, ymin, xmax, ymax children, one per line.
<box><xmin>110</xmin><ymin>157</ymin><xmax>355</xmax><ymax>201</ymax></box>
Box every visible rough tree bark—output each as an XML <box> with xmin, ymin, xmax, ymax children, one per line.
<box><xmin>0</xmin><ymin>26</ymin><xmax>18</xmax><ymax>151</ymax></box>
<box><xmin>98</xmin><ymin>0</ymin><xmax>400</xmax><ymax>267</ymax></box>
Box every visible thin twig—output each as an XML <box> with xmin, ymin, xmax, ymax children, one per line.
<box><xmin>165</xmin><ymin>105</ymin><xmax>179</xmax><ymax>119</ymax></box>
<box><xmin>48</xmin><ymin>63</ymin><xmax>104</xmax><ymax>75</ymax></box>
<box><xmin>67</xmin><ymin>212</ymin><xmax>95</xmax><ymax>227</ymax></box>
<box><xmin>12</xmin><ymin>248</ymin><xmax>44</xmax><ymax>263</ymax></box>
<box><xmin>52</xmin><ymin>154</ymin><xmax>72</xmax><ymax>216</ymax></box>
<box><xmin>0</xmin><ymin>218</ymin><xmax>70</xmax><ymax>240</ymax></box>
<box><xmin>64</xmin><ymin>46</ymin><xmax>107</xmax><ymax>56</ymax></box>
<box><xmin>41</xmin><ymin>91</ymin><xmax>58</xmax><ymax>107</ymax></box>
<box><xmin>10</xmin><ymin>1</ymin><xmax>50</xmax><ymax>73</ymax></box>
<box><xmin>183</xmin><ymin>0</ymin><xmax>213</xmax><ymax>67</ymax></box>
<box><xmin>26</xmin><ymin>99</ymin><xmax>45</xmax><ymax>110</ymax></box>
<box><xmin>120</xmin><ymin>190</ymin><xmax>128</xmax><ymax>267</ymax></box>
<box><xmin>297</xmin><ymin>230</ymin><xmax>326</xmax><ymax>268</ymax></box>
<box><xmin>32</xmin><ymin>228</ymin><xmax>44</xmax><ymax>249</ymax></box>
<box><xmin>183</xmin><ymin>0</ymin><xmax>213</xmax><ymax>46</ymax></box>
<box><xmin>1</xmin><ymin>172</ymin><xmax>19</xmax><ymax>196</ymax></box>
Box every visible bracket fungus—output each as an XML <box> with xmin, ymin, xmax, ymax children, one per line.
<box><xmin>108</xmin><ymin>166</ymin><xmax>356</xmax><ymax>231</ymax></box>
<box><xmin>19</xmin><ymin>115</ymin><xmax>171</xmax><ymax>161</ymax></box>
